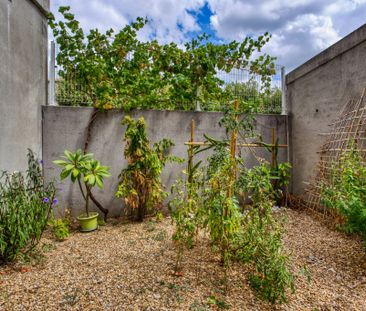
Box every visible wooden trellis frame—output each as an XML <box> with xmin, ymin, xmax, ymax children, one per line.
<box><xmin>302</xmin><ymin>88</ymin><xmax>366</xmax><ymax>216</ymax></box>
<box><xmin>182</xmin><ymin>101</ymin><xmax>290</xmax><ymax>277</ymax></box>
<box><xmin>184</xmin><ymin>101</ymin><xmax>289</xmax><ymax>197</ymax></box>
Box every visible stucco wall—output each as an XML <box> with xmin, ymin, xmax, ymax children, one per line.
<box><xmin>286</xmin><ymin>23</ymin><xmax>366</xmax><ymax>195</ymax></box>
<box><xmin>0</xmin><ymin>0</ymin><xmax>49</xmax><ymax>171</ymax></box>
<box><xmin>42</xmin><ymin>106</ymin><xmax>288</xmax><ymax>217</ymax></box>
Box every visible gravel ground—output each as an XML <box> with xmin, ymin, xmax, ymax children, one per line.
<box><xmin>0</xmin><ymin>209</ymin><xmax>366</xmax><ymax>311</ymax></box>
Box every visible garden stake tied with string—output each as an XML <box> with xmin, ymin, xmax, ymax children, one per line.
<box><xmin>171</xmin><ymin>118</ymin><xmax>202</xmax><ymax>277</ymax></box>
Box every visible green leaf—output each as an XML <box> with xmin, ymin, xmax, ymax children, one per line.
<box><xmin>53</xmin><ymin>159</ymin><xmax>68</xmax><ymax>166</ymax></box>
<box><xmin>95</xmin><ymin>176</ymin><xmax>104</xmax><ymax>188</ymax></box>
<box><xmin>60</xmin><ymin>169</ymin><xmax>72</xmax><ymax>180</ymax></box>
<box><xmin>72</xmin><ymin>168</ymin><xmax>79</xmax><ymax>177</ymax></box>
<box><xmin>87</xmin><ymin>175</ymin><xmax>95</xmax><ymax>186</ymax></box>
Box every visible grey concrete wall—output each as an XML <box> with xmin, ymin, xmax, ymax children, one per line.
<box><xmin>286</xmin><ymin>23</ymin><xmax>366</xmax><ymax>195</ymax></box>
<box><xmin>43</xmin><ymin>106</ymin><xmax>288</xmax><ymax>217</ymax></box>
<box><xmin>0</xmin><ymin>0</ymin><xmax>49</xmax><ymax>172</ymax></box>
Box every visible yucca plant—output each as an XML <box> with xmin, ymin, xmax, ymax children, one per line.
<box><xmin>54</xmin><ymin>150</ymin><xmax>111</xmax><ymax>230</ymax></box>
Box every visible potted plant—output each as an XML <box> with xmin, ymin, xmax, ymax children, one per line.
<box><xmin>54</xmin><ymin>150</ymin><xmax>111</xmax><ymax>232</ymax></box>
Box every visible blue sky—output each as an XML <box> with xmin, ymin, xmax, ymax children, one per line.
<box><xmin>51</xmin><ymin>0</ymin><xmax>366</xmax><ymax>71</ymax></box>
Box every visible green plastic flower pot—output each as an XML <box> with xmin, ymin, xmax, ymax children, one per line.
<box><xmin>77</xmin><ymin>212</ymin><xmax>99</xmax><ymax>232</ymax></box>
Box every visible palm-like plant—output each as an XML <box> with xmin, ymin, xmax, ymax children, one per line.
<box><xmin>54</xmin><ymin>150</ymin><xmax>111</xmax><ymax>219</ymax></box>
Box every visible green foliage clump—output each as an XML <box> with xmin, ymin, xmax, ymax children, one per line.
<box><xmin>155</xmin><ymin>211</ymin><xmax>164</xmax><ymax>222</ymax></box>
<box><xmin>48</xmin><ymin>218</ymin><xmax>70</xmax><ymax>241</ymax></box>
<box><xmin>48</xmin><ymin>6</ymin><xmax>276</xmax><ymax>112</ymax></box>
<box><xmin>224</xmin><ymin>81</ymin><xmax>282</xmax><ymax>114</ymax></box>
<box><xmin>320</xmin><ymin>144</ymin><xmax>366</xmax><ymax>243</ymax></box>
<box><xmin>116</xmin><ymin>116</ymin><xmax>182</xmax><ymax>222</ymax></box>
<box><xmin>170</xmin><ymin>167</ymin><xmax>204</xmax><ymax>271</ymax></box>
<box><xmin>0</xmin><ymin>150</ymin><xmax>56</xmax><ymax>263</ymax></box>
<box><xmin>204</xmin><ymin>153</ymin><xmax>242</xmax><ymax>266</ymax></box>
<box><xmin>236</xmin><ymin>164</ymin><xmax>295</xmax><ymax>304</ymax></box>
<box><xmin>206</xmin><ymin>295</ymin><xmax>230</xmax><ymax>309</ymax></box>
<box><xmin>260</xmin><ymin>138</ymin><xmax>292</xmax><ymax>205</ymax></box>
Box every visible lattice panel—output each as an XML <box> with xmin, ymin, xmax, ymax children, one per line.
<box><xmin>302</xmin><ymin>88</ymin><xmax>366</xmax><ymax>215</ymax></box>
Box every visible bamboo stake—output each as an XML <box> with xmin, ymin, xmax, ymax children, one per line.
<box><xmin>175</xmin><ymin>119</ymin><xmax>197</xmax><ymax>275</ymax></box>
<box><xmin>184</xmin><ymin>142</ymin><xmax>288</xmax><ymax>148</ymax></box>
<box><xmin>271</xmin><ymin>128</ymin><xmax>276</xmax><ymax>169</ymax></box>
<box><xmin>223</xmin><ymin>100</ymin><xmax>239</xmax><ymax>293</ymax></box>
<box><xmin>227</xmin><ymin>100</ymin><xmax>239</xmax><ymax>199</ymax></box>
<box><xmin>188</xmin><ymin>119</ymin><xmax>195</xmax><ymax>184</ymax></box>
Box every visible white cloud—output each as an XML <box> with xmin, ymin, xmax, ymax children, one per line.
<box><xmin>284</xmin><ymin>14</ymin><xmax>340</xmax><ymax>50</ymax></box>
<box><xmin>206</xmin><ymin>0</ymin><xmax>366</xmax><ymax>70</ymax></box>
<box><xmin>51</xmin><ymin>0</ymin><xmax>204</xmax><ymax>44</ymax></box>
<box><xmin>324</xmin><ymin>0</ymin><xmax>366</xmax><ymax>15</ymax></box>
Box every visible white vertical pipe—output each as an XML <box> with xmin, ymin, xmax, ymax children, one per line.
<box><xmin>195</xmin><ymin>86</ymin><xmax>201</xmax><ymax>111</ymax></box>
<box><xmin>48</xmin><ymin>41</ymin><xmax>56</xmax><ymax>106</ymax></box>
<box><xmin>281</xmin><ymin>66</ymin><xmax>286</xmax><ymax>115</ymax></box>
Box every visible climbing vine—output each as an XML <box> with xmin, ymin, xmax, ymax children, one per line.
<box><xmin>48</xmin><ymin>6</ymin><xmax>276</xmax><ymax>112</ymax></box>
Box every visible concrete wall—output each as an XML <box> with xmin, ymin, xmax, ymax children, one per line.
<box><xmin>286</xmin><ymin>23</ymin><xmax>366</xmax><ymax>195</ymax></box>
<box><xmin>43</xmin><ymin>106</ymin><xmax>288</xmax><ymax>217</ymax></box>
<box><xmin>0</xmin><ymin>0</ymin><xmax>49</xmax><ymax>172</ymax></box>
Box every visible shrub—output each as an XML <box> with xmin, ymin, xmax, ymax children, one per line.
<box><xmin>155</xmin><ymin>211</ymin><xmax>164</xmax><ymax>222</ymax></box>
<box><xmin>0</xmin><ymin>150</ymin><xmax>56</xmax><ymax>263</ymax></box>
<box><xmin>320</xmin><ymin>145</ymin><xmax>366</xmax><ymax>243</ymax></box>
<box><xmin>48</xmin><ymin>218</ymin><xmax>70</xmax><ymax>241</ymax></box>
<box><xmin>116</xmin><ymin>116</ymin><xmax>181</xmax><ymax>221</ymax></box>
<box><xmin>170</xmin><ymin>170</ymin><xmax>204</xmax><ymax>272</ymax></box>
<box><xmin>236</xmin><ymin>163</ymin><xmax>295</xmax><ymax>304</ymax></box>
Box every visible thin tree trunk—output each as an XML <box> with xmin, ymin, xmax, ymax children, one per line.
<box><xmin>85</xmin><ymin>191</ymin><xmax>90</xmax><ymax>217</ymax></box>
<box><xmin>83</xmin><ymin>108</ymin><xmax>99</xmax><ymax>153</ymax></box>
<box><xmin>89</xmin><ymin>190</ymin><xmax>109</xmax><ymax>221</ymax></box>
<box><xmin>82</xmin><ymin>108</ymin><xmax>110</xmax><ymax>221</ymax></box>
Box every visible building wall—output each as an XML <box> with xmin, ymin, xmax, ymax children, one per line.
<box><xmin>286</xmin><ymin>24</ymin><xmax>366</xmax><ymax>195</ymax></box>
<box><xmin>0</xmin><ymin>0</ymin><xmax>49</xmax><ymax>171</ymax></box>
<box><xmin>42</xmin><ymin>106</ymin><xmax>288</xmax><ymax>216</ymax></box>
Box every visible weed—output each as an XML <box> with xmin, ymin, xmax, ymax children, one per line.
<box><xmin>155</xmin><ymin>211</ymin><xmax>164</xmax><ymax>222</ymax></box>
<box><xmin>206</xmin><ymin>295</ymin><xmax>230</xmax><ymax>309</ymax></box>
<box><xmin>189</xmin><ymin>300</ymin><xmax>209</xmax><ymax>311</ymax></box>
<box><xmin>62</xmin><ymin>291</ymin><xmax>79</xmax><ymax>306</ymax></box>
<box><xmin>97</xmin><ymin>217</ymin><xmax>106</xmax><ymax>226</ymax></box>
<box><xmin>299</xmin><ymin>265</ymin><xmax>312</xmax><ymax>283</ymax></box>
<box><xmin>41</xmin><ymin>242</ymin><xmax>56</xmax><ymax>253</ymax></box>
<box><xmin>48</xmin><ymin>218</ymin><xmax>69</xmax><ymax>241</ymax></box>
<box><xmin>144</xmin><ymin>221</ymin><xmax>156</xmax><ymax>232</ymax></box>
<box><xmin>153</xmin><ymin>230</ymin><xmax>167</xmax><ymax>241</ymax></box>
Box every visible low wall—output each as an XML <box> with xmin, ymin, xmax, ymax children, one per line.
<box><xmin>42</xmin><ymin>106</ymin><xmax>288</xmax><ymax>216</ymax></box>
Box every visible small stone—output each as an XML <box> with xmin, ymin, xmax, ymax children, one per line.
<box><xmin>307</xmin><ymin>254</ymin><xmax>316</xmax><ymax>263</ymax></box>
<box><xmin>328</xmin><ymin>267</ymin><xmax>336</xmax><ymax>273</ymax></box>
